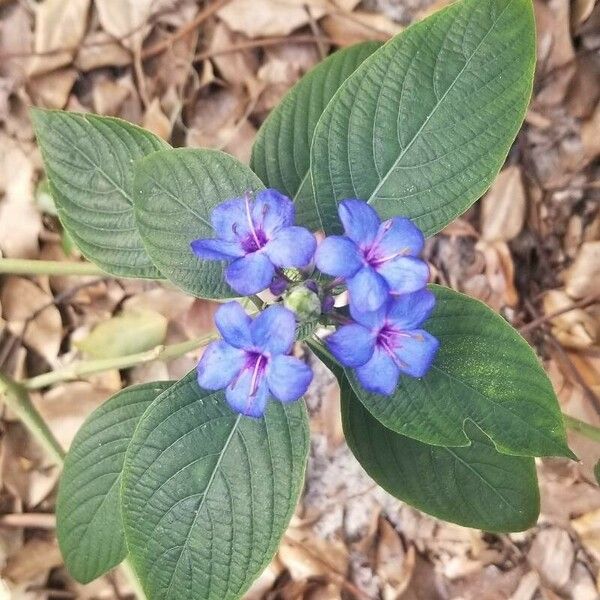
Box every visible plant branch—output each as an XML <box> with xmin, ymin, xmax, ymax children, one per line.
<box><xmin>564</xmin><ymin>414</ymin><xmax>600</xmax><ymax>444</ymax></box>
<box><xmin>0</xmin><ymin>258</ymin><xmax>107</xmax><ymax>277</ymax></box>
<box><xmin>24</xmin><ymin>334</ymin><xmax>217</xmax><ymax>390</ymax></box>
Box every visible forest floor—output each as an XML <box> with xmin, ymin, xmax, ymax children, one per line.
<box><xmin>0</xmin><ymin>0</ymin><xmax>600</xmax><ymax>598</ymax></box>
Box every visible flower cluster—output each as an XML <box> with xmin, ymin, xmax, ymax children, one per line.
<box><xmin>192</xmin><ymin>189</ymin><xmax>439</xmax><ymax>417</ymax></box>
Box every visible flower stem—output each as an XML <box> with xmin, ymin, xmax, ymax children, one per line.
<box><xmin>563</xmin><ymin>414</ymin><xmax>600</xmax><ymax>444</ymax></box>
<box><xmin>24</xmin><ymin>333</ymin><xmax>217</xmax><ymax>390</ymax></box>
<box><xmin>0</xmin><ymin>258</ymin><xmax>108</xmax><ymax>277</ymax></box>
<box><xmin>249</xmin><ymin>294</ymin><xmax>265</xmax><ymax>311</ymax></box>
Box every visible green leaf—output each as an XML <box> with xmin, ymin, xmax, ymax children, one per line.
<box><xmin>31</xmin><ymin>109</ymin><xmax>169</xmax><ymax>278</ymax></box>
<box><xmin>309</xmin><ymin>0</ymin><xmax>536</xmax><ymax>236</ymax></box>
<box><xmin>133</xmin><ymin>148</ymin><xmax>264</xmax><ymax>299</ymax></box>
<box><xmin>311</xmin><ymin>286</ymin><xmax>572</xmax><ymax>459</ymax></box>
<box><xmin>341</xmin><ymin>383</ymin><xmax>540</xmax><ymax>532</ymax></box>
<box><xmin>121</xmin><ymin>372</ymin><xmax>310</xmax><ymax>600</ymax></box>
<box><xmin>75</xmin><ymin>309</ymin><xmax>168</xmax><ymax>359</ymax></box>
<box><xmin>250</xmin><ymin>41</ymin><xmax>380</xmax><ymax>230</ymax></box>
<box><xmin>595</xmin><ymin>460</ymin><xmax>600</xmax><ymax>486</ymax></box>
<box><xmin>57</xmin><ymin>381</ymin><xmax>173</xmax><ymax>583</ymax></box>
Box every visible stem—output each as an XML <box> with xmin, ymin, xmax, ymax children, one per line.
<box><xmin>25</xmin><ymin>334</ymin><xmax>217</xmax><ymax>390</ymax></box>
<box><xmin>0</xmin><ymin>258</ymin><xmax>107</xmax><ymax>277</ymax></box>
<box><xmin>0</xmin><ymin>371</ymin><xmax>65</xmax><ymax>464</ymax></box>
<box><xmin>248</xmin><ymin>294</ymin><xmax>265</xmax><ymax>311</ymax></box>
<box><xmin>564</xmin><ymin>414</ymin><xmax>600</xmax><ymax>443</ymax></box>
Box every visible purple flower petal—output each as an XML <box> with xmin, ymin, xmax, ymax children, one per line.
<box><xmin>251</xmin><ymin>304</ymin><xmax>296</xmax><ymax>354</ymax></box>
<box><xmin>314</xmin><ymin>236</ymin><xmax>362</xmax><ymax>278</ymax></box>
<box><xmin>349</xmin><ymin>301</ymin><xmax>388</xmax><ymax>331</ymax></box>
<box><xmin>355</xmin><ymin>346</ymin><xmax>400</xmax><ymax>395</ymax></box>
<box><xmin>387</xmin><ymin>289</ymin><xmax>436</xmax><ymax>330</ymax></box>
<box><xmin>377</xmin><ymin>256</ymin><xmax>429</xmax><ymax>295</ymax></box>
<box><xmin>190</xmin><ymin>238</ymin><xmax>244</xmax><ymax>261</ymax></box>
<box><xmin>393</xmin><ymin>330</ymin><xmax>440</xmax><ymax>378</ymax></box>
<box><xmin>226</xmin><ymin>253</ymin><xmax>275</xmax><ymax>295</ymax></box>
<box><xmin>211</xmin><ymin>197</ymin><xmax>250</xmax><ymax>242</ymax></box>
<box><xmin>375</xmin><ymin>217</ymin><xmax>425</xmax><ymax>258</ymax></box>
<box><xmin>327</xmin><ymin>323</ymin><xmax>375</xmax><ymax>367</ymax></box>
<box><xmin>338</xmin><ymin>199</ymin><xmax>380</xmax><ymax>245</ymax></box>
<box><xmin>253</xmin><ymin>189</ymin><xmax>295</xmax><ymax>235</ymax></box>
<box><xmin>225</xmin><ymin>368</ymin><xmax>270</xmax><ymax>417</ymax></box>
<box><xmin>264</xmin><ymin>226</ymin><xmax>316</xmax><ymax>267</ymax></box>
<box><xmin>347</xmin><ymin>266</ymin><xmax>389</xmax><ymax>313</ymax></box>
<box><xmin>196</xmin><ymin>340</ymin><xmax>245</xmax><ymax>390</ymax></box>
<box><xmin>215</xmin><ymin>302</ymin><xmax>252</xmax><ymax>349</ymax></box>
<box><xmin>267</xmin><ymin>355</ymin><xmax>313</xmax><ymax>402</ymax></box>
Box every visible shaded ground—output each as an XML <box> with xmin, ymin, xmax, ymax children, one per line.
<box><xmin>0</xmin><ymin>0</ymin><xmax>600</xmax><ymax>598</ymax></box>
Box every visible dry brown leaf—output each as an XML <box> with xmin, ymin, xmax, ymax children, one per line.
<box><xmin>528</xmin><ymin>528</ymin><xmax>574</xmax><ymax>590</ymax></box>
<box><xmin>565</xmin><ymin>54</ymin><xmax>600</xmax><ymax>119</ymax></box>
<box><xmin>564</xmin><ymin>241</ymin><xmax>600</xmax><ymax>298</ymax></box>
<box><xmin>509</xmin><ymin>571</ymin><xmax>540</xmax><ymax>600</ymax></box>
<box><xmin>95</xmin><ymin>0</ymin><xmax>154</xmax><ymax>52</ymax></box>
<box><xmin>480</xmin><ymin>166</ymin><xmax>526</xmax><ymax>243</ymax></box>
<box><xmin>0</xmin><ymin>4</ymin><xmax>33</xmax><ymax>84</ymax></box>
<box><xmin>28</xmin><ymin>0</ymin><xmax>91</xmax><ymax>77</ymax></box>
<box><xmin>472</xmin><ymin>240</ymin><xmax>519</xmax><ymax>309</ymax></box>
<box><xmin>543</xmin><ymin>290</ymin><xmax>597</xmax><ymax>349</ymax></box>
<box><xmin>27</xmin><ymin>68</ymin><xmax>77</xmax><ymax>109</ymax></box>
<box><xmin>75</xmin><ymin>29</ymin><xmax>132</xmax><ymax>71</ymax></box>
<box><xmin>572</xmin><ymin>0</ymin><xmax>598</xmax><ymax>25</ymax></box>
<box><xmin>1</xmin><ymin>276</ymin><xmax>62</xmax><ymax>365</ymax></box>
<box><xmin>92</xmin><ymin>73</ymin><xmax>133</xmax><ymax>116</ymax></box>
<box><xmin>572</xmin><ymin>508</ymin><xmax>600</xmax><ymax>563</ymax></box>
<box><xmin>143</xmin><ymin>98</ymin><xmax>172</xmax><ymax>140</ymax></box>
<box><xmin>208</xmin><ymin>23</ymin><xmax>259</xmax><ymax>86</ymax></box>
<box><xmin>218</xmin><ymin>0</ymin><xmax>327</xmax><ymax>37</ymax></box>
<box><xmin>320</xmin><ymin>11</ymin><xmax>401</xmax><ymax>46</ymax></box>
<box><xmin>376</xmin><ymin>518</ymin><xmax>415</xmax><ymax>599</ymax></box>
<box><xmin>581</xmin><ymin>101</ymin><xmax>600</xmax><ymax>165</ymax></box>
<box><xmin>3</xmin><ymin>538</ymin><xmax>61</xmax><ymax>584</ymax></box>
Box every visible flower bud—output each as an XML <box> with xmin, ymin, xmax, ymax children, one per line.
<box><xmin>283</xmin><ymin>285</ymin><xmax>321</xmax><ymax>322</ymax></box>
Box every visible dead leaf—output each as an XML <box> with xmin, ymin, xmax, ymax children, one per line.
<box><xmin>480</xmin><ymin>166</ymin><xmax>526</xmax><ymax>243</ymax></box>
<box><xmin>143</xmin><ymin>98</ymin><xmax>172</xmax><ymax>139</ymax></box>
<box><xmin>1</xmin><ymin>276</ymin><xmax>62</xmax><ymax>365</ymax></box>
<box><xmin>218</xmin><ymin>0</ymin><xmax>327</xmax><ymax>38</ymax></box>
<box><xmin>75</xmin><ymin>29</ymin><xmax>132</xmax><ymax>71</ymax></box>
<box><xmin>91</xmin><ymin>73</ymin><xmax>133</xmax><ymax>116</ymax></box>
<box><xmin>27</xmin><ymin>68</ymin><xmax>77</xmax><ymax>109</ymax></box>
<box><xmin>509</xmin><ymin>571</ymin><xmax>540</xmax><ymax>600</ymax></box>
<box><xmin>3</xmin><ymin>538</ymin><xmax>61</xmax><ymax>584</ymax></box>
<box><xmin>572</xmin><ymin>0</ymin><xmax>597</xmax><ymax>25</ymax></box>
<box><xmin>543</xmin><ymin>290</ymin><xmax>597</xmax><ymax>349</ymax></box>
<box><xmin>376</xmin><ymin>518</ymin><xmax>414</xmax><ymax>599</ymax></box>
<box><xmin>28</xmin><ymin>0</ymin><xmax>91</xmax><ymax>77</ymax></box>
<box><xmin>581</xmin><ymin>101</ymin><xmax>600</xmax><ymax>165</ymax></box>
<box><xmin>564</xmin><ymin>241</ymin><xmax>600</xmax><ymax>298</ymax></box>
<box><xmin>321</xmin><ymin>11</ymin><xmax>401</xmax><ymax>46</ymax></box>
<box><xmin>528</xmin><ymin>528</ymin><xmax>574</xmax><ymax>590</ymax></box>
<box><xmin>208</xmin><ymin>23</ymin><xmax>259</xmax><ymax>86</ymax></box>
<box><xmin>95</xmin><ymin>0</ymin><xmax>154</xmax><ymax>53</ymax></box>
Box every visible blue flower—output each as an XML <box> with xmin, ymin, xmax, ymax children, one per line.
<box><xmin>327</xmin><ymin>290</ymin><xmax>439</xmax><ymax>395</ymax></box>
<box><xmin>191</xmin><ymin>189</ymin><xmax>316</xmax><ymax>295</ymax></box>
<box><xmin>197</xmin><ymin>302</ymin><xmax>313</xmax><ymax>417</ymax></box>
<box><xmin>315</xmin><ymin>200</ymin><xmax>429</xmax><ymax>313</ymax></box>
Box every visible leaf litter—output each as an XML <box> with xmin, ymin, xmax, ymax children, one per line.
<box><xmin>0</xmin><ymin>0</ymin><xmax>600</xmax><ymax>597</ymax></box>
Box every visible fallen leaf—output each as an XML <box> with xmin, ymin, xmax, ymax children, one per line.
<box><xmin>321</xmin><ymin>10</ymin><xmax>401</xmax><ymax>46</ymax></box>
<box><xmin>543</xmin><ymin>290</ymin><xmax>597</xmax><ymax>349</ymax></box>
<box><xmin>28</xmin><ymin>0</ymin><xmax>91</xmax><ymax>76</ymax></box>
<box><xmin>572</xmin><ymin>0</ymin><xmax>597</xmax><ymax>25</ymax></box>
<box><xmin>1</xmin><ymin>276</ymin><xmax>62</xmax><ymax>365</ymax></box>
<box><xmin>528</xmin><ymin>528</ymin><xmax>574</xmax><ymax>590</ymax></box>
<box><xmin>208</xmin><ymin>23</ymin><xmax>259</xmax><ymax>86</ymax></box>
<box><xmin>27</xmin><ymin>68</ymin><xmax>77</xmax><ymax>109</ymax></box>
<box><xmin>480</xmin><ymin>166</ymin><xmax>526</xmax><ymax>243</ymax></box>
<box><xmin>143</xmin><ymin>97</ymin><xmax>172</xmax><ymax>140</ymax></box>
<box><xmin>376</xmin><ymin>518</ymin><xmax>414</xmax><ymax>599</ymax></box>
<box><xmin>564</xmin><ymin>241</ymin><xmax>600</xmax><ymax>298</ymax></box>
<box><xmin>3</xmin><ymin>538</ymin><xmax>61</xmax><ymax>584</ymax></box>
<box><xmin>74</xmin><ymin>308</ymin><xmax>167</xmax><ymax>359</ymax></box>
<box><xmin>509</xmin><ymin>571</ymin><xmax>540</xmax><ymax>600</ymax></box>
<box><xmin>75</xmin><ymin>29</ymin><xmax>132</xmax><ymax>71</ymax></box>
<box><xmin>95</xmin><ymin>0</ymin><xmax>154</xmax><ymax>52</ymax></box>
<box><xmin>218</xmin><ymin>0</ymin><xmax>327</xmax><ymax>38</ymax></box>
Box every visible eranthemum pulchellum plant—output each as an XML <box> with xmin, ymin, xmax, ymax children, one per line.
<box><xmin>16</xmin><ymin>0</ymin><xmax>586</xmax><ymax>597</ymax></box>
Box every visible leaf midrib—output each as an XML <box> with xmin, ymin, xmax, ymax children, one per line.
<box><xmin>366</xmin><ymin>0</ymin><xmax>515</xmax><ymax>204</ymax></box>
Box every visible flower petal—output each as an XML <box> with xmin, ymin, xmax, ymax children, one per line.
<box><xmin>190</xmin><ymin>238</ymin><xmax>244</xmax><ymax>261</ymax></box>
<box><xmin>215</xmin><ymin>301</ymin><xmax>252</xmax><ymax>349</ymax></box>
<box><xmin>211</xmin><ymin>197</ymin><xmax>250</xmax><ymax>242</ymax></box>
<box><xmin>264</xmin><ymin>226</ymin><xmax>316</xmax><ymax>267</ymax></box>
<box><xmin>196</xmin><ymin>341</ymin><xmax>245</xmax><ymax>390</ymax></box>
<box><xmin>338</xmin><ymin>199</ymin><xmax>380</xmax><ymax>245</ymax></box>
<box><xmin>251</xmin><ymin>304</ymin><xmax>296</xmax><ymax>354</ymax></box>
<box><xmin>377</xmin><ymin>256</ymin><xmax>429</xmax><ymax>295</ymax></box>
<box><xmin>253</xmin><ymin>189</ymin><xmax>295</xmax><ymax>234</ymax></box>
<box><xmin>314</xmin><ymin>236</ymin><xmax>362</xmax><ymax>278</ymax></box>
<box><xmin>387</xmin><ymin>289</ymin><xmax>436</xmax><ymax>330</ymax></box>
<box><xmin>349</xmin><ymin>300</ymin><xmax>388</xmax><ymax>330</ymax></box>
<box><xmin>267</xmin><ymin>355</ymin><xmax>313</xmax><ymax>402</ymax></box>
<box><xmin>326</xmin><ymin>323</ymin><xmax>375</xmax><ymax>367</ymax></box>
<box><xmin>226</xmin><ymin>253</ymin><xmax>275</xmax><ymax>295</ymax></box>
<box><xmin>347</xmin><ymin>266</ymin><xmax>389</xmax><ymax>313</ymax></box>
<box><xmin>394</xmin><ymin>330</ymin><xmax>440</xmax><ymax>378</ymax></box>
<box><xmin>376</xmin><ymin>217</ymin><xmax>425</xmax><ymax>257</ymax></box>
<box><xmin>225</xmin><ymin>369</ymin><xmax>270</xmax><ymax>418</ymax></box>
<box><xmin>355</xmin><ymin>346</ymin><xmax>400</xmax><ymax>395</ymax></box>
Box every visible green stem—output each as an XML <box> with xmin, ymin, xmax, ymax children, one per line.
<box><xmin>564</xmin><ymin>414</ymin><xmax>600</xmax><ymax>443</ymax></box>
<box><xmin>0</xmin><ymin>258</ymin><xmax>107</xmax><ymax>277</ymax></box>
<box><xmin>0</xmin><ymin>371</ymin><xmax>65</xmax><ymax>464</ymax></box>
<box><xmin>24</xmin><ymin>334</ymin><xmax>217</xmax><ymax>390</ymax></box>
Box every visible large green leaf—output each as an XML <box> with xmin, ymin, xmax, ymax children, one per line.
<box><xmin>133</xmin><ymin>148</ymin><xmax>264</xmax><ymax>299</ymax></box>
<box><xmin>309</xmin><ymin>0</ymin><xmax>536</xmax><ymax>236</ymax></box>
<box><xmin>311</xmin><ymin>286</ymin><xmax>572</xmax><ymax>459</ymax></box>
<box><xmin>57</xmin><ymin>381</ymin><xmax>173</xmax><ymax>583</ymax></box>
<box><xmin>250</xmin><ymin>42</ymin><xmax>381</xmax><ymax>229</ymax></box>
<box><xmin>121</xmin><ymin>372</ymin><xmax>309</xmax><ymax>600</ymax></box>
<box><xmin>342</xmin><ymin>384</ymin><xmax>540</xmax><ymax>532</ymax></box>
<box><xmin>31</xmin><ymin>109</ymin><xmax>168</xmax><ymax>278</ymax></box>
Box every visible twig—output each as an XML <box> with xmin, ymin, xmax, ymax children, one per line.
<box><xmin>0</xmin><ymin>258</ymin><xmax>107</xmax><ymax>277</ymax></box>
<box><xmin>24</xmin><ymin>333</ymin><xmax>216</xmax><ymax>390</ymax></box>
<box><xmin>520</xmin><ymin>293</ymin><xmax>600</xmax><ymax>334</ymax></box>
<box><xmin>141</xmin><ymin>0</ymin><xmax>234</xmax><ymax>60</ymax></box>
<box><xmin>0</xmin><ymin>513</ymin><xmax>56</xmax><ymax>529</ymax></box>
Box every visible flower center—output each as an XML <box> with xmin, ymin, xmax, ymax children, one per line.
<box><xmin>376</xmin><ymin>324</ymin><xmax>409</xmax><ymax>370</ymax></box>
